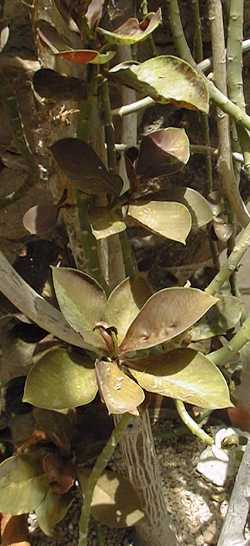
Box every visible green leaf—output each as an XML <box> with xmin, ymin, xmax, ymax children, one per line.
<box><xmin>136</xmin><ymin>128</ymin><xmax>190</xmax><ymax>178</ymax></box>
<box><xmin>161</xmin><ymin>186</ymin><xmax>213</xmax><ymax>228</ymax></box>
<box><xmin>23</xmin><ymin>348</ymin><xmax>98</xmax><ymax>410</ymax></box>
<box><xmin>97</xmin><ymin>9</ymin><xmax>161</xmax><ymax>45</ymax></box>
<box><xmin>95</xmin><ymin>359</ymin><xmax>145</xmax><ymax>415</ymax></box>
<box><xmin>127</xmin><ymin>200</ymin><xmax>192</xmax><ymax>243</ymax></box>
<box><xmin>119</xmin><ymin>287</ymin><xmax>218</xmax><ymax>353</ymax></box>
<box><xmin>79</xmin><ymin>469</ymin><xmax>144</xmax><ymax>527</ymax></box>
<box><xmin>191</xmin><ymin>295</ymin><xmax>244</xmax><ymax>341</ymax></box>
<box><xmin>110</xmin><ymin>56</ymin><xmax>209</xmax><ymax>113</ymax></box>
<box><xmin>0</xmin><ymin>455</ymin><xmax>48</xmax><ymax>514</ymax></box>
<box><xmin>52</xmin><ymin>267</ymin><xmax>106</xmax><ymax>350</ymax></box>
<box><xmin>129</xmin><ymin>348</ymin><xmax>232</xmax><ymax>409</ymax></box>
<box><xmin>55</xmin><ymin>49</ymin><xmax>115</xmax><ymax>65</ymax></box>
<box><xmin>36</xmin><ymin>490</ymin><xmax>73</xmax><ymax>536</ymax></box>
<box><xmin>50</xmin><ymin>138</ymin><xmax>122</xmax><ymax>196</ymax></box>
<box><xmin>33</xmin><ymin>68</ymin><xmax>85</xmax><ymax>101</ymax></box>
<box><xmin>104</xmin><ymin>276</ymin><xmax>152</xmax><ymax>345</ymax></box>
<box><xmin>89</xmin><ymin>207</ymin><xmax>126</xmax><ymax>240</ymax></box>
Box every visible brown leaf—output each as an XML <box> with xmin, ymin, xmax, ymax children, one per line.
<box><xmin>42</xmin><ymin>453</ymin><xmax>75</xmax><ymax>495</ymax></box>
<box><xmin>33</xmin><ymin>69</ymin><xmax>86</xmax><ymax>101</ymax></box>
<box><xmin>50</xmin><ymin>138</ymin><xmax>122</xmax><ymax>196</ymax></box>
<box><xmin>36</xmin><ymin>19</ymin><xmax>72</xmax><ymax>53</ymax></box>
<box><xmin>95</xmin><ymin>360</ymin><xmax>145</xmax><ymax>416</ymax></box>
<box><xmin>119</xmin><ymin>288</ymin><xmax>218</xmax><ymax>353</ymax></box>
<box><xmin>0</xmin><ymin>513</ymin><xmax>30</xmax><ymax>546</ymax></box>
<box><xmin>23</xmin><ymin>204</ymin><xmax>58</xmax><ymax>236</ymax></box>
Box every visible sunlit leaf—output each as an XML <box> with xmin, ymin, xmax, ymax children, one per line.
<box><xmin>119</xmin><ymin>287</ymin><xmax>218</xmax><ymax>353</ymax></box>
<box><xmin>55</xmin><ymin>49</ymin><xmax>115</xmax><ymax>65</ymax></box>
<box><xmin>23</xmin><ymin>204</ymin><xmax>58</xmax><ymax>236</ymax></box>
<box><xmin>36</xmin><ymin>490</ymin><xmax>73</xmax><ymax>536</ymax></box>
<box><xmin>191</xmin><ymin>295</ymin><xmax>243</xmax><ymax>341</ymax></box>
<box><xmin>127</xmin><ymin>200</ymin><xmax>192</xmax><ymax>243</ymax></box>
<box><xmin>161</xmin><ymin>185</ymin><xmax>213</xmax><ymax>227</ymax></box>
<box><xmin>136</xmin><ymin>128</ymin><xmax>190</xmax><ymax>178</ymax></box>
<box><xmin>110</xmin><ymin>56</ymin><xmax>209</xmax><ymax>112</ymax></box>
<box><xmin>52</xmin><ymin>267</ymin><xmax>106</xmax><ymax>350</ymax></box>
<box><xmin>97</xmin><ymin>9</ymin><xmax>161</xmax><ymax>45</ymax></box>
<box><xmin>23</xmin><ymin>348</ymin><xmax>98</xmax><ymax>410</ymax></box>
<box><xmin>129</xmin><ymin>348</ymin><xmax>232</xmax><ymax>409</ymax></box>
<box><xmin>36</xmin><ymin>19</ymin><xmax>73</xmax><ymax>53</ymax></box>
<box><xmin>95</xmin><ymin>359</ymin><xmax>145</xmax><ymax>415</ymax></box>
<box><xmin>0</xmin><ymin>23</ymin><xmax>9</xmax><ymax>52</ymax></box>
<box><xmin>0</xmin><ymin>455</ymin><xmax>48</xmax><ymax>514</ymax></box>
<box><xmin>79</xmin><ymin>469</ymin><xmax>144</xmax><ymax>527</ymax></box>
<box><xmin>33</xmin><ymin>68</ymin><xmax>86</xmax><ymax>101</ymax></box>
<box><xmin>89</xmin><ymin>207</ymin><xmax>126</xmax><ymax>239</ymax></box>
<box><xmin>85</xmin><ymin>0</ymin><xmax>105</xmax><ymax>28</ymax></box>
<box><xmin>50</xmin><ymin>138</ymin><xmax>122</xmax><ymax>196</ymax></box>
<box><xmin>104</xmin><ymin>277</ymin><xmax>152</xmax><ymax>345</ymax></box>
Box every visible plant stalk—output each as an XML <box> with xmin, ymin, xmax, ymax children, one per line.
<box><xmin>175</xmin><ymin>400</ymin><xmax>213</xmax><ymax>445</ymax></box>
<box><xmin>78</xmin><ymin>413</ymin><xmax>132</xmax><ymax>546</ymax></box>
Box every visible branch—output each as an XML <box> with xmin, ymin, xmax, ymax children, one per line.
<box><xmin>217</xmin><ymin>439</ymin><xmax>250</xmax><ymax>546</ymax></box>
<box><xmin>206</xmin><ymin>220</ymin><xmax>250</xmax><ymax>296</ymax></box>
<box><xmin>175</xmin><ymin>400</ymin><xmax>213</xmax><ymax>445</ymax></box>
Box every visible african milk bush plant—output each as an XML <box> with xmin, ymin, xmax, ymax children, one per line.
<box><xmin>1</xmin><ymin>0</ymin><xmax>250</xmax><ymax>545</ymax></box>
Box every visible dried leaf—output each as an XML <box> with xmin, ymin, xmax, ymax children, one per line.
<box><xmin>110</xmin><ymin>56</ymin><xmax>209</xmax><ymax>113</ymax></box>
<box><xmin>23</xmin><ymin>348</ymin><xmax>98</xmax><ymax>410</ymax></box>
<box><xmin>136</xmin><ymin>128</ymin><xmax>190</xmax><ymax>178</ymax></box>
<box><xmin>95</xmin><ymin>359</ymin><xmax>145</xmax><ymax>415</ymax></box>
<box><xmin>127</xmin><ymin>200</ymin><xmax>192</xmax><ymax>243</ymax></box>
<box><xmin>42</xmin><ymin>453</ymin><xmax>75</xmax><ymax>495</ymax></box>
<box><xmin>23</xmin><ymin>204</ymin><xmax>57</xmax><ymax>236</ymax></box>
<box><xmin>52</xmin><ymin>267</ymin><xmax>106</xmax><ymax>350</ymax></box>
<box><xmin>97</xmin><ymin>9</ymin><xmax>161</xmax><ymax>45</ymax></box>
<box><xmin>104</xmin><ymin>276</ymin><xmax>152</xmax><ymax>345</ymax></box>
<box><xmin>0</xmin><ymin>455</ymin><xmax>48</xmax><ymax>515</ymax></box>
<box><xmin>33</xmin><ymin>69</ymin><xmax>85</xmax><ymax>101</ymax></box>
<box><xmin>79</xmin><ymin>469</ymin><xmax>144</xmax><ymax>527</ymax></box>
<box><xmin>191</xmin><ymin>295</ymin><xmax>243</xmax><ymax>341</ymax></box>
<box><xmin>89</xmin><ymin>207</ymin><xmax>126</xmax><ymax>239</ymax></box>
<box><xmin>129</xmin><ymin>349</ymin><xmax>232</xmax><ymax>409</ymax></box>
<box><xmin>50</xmin><ymin>138</ymin><xmax>122</xmax><ymax>196</ymax></box>
<box><xmin>119</xmin><ymin>287</ymin><xmax>218</xmax><ymax>353</ymax></box>
<box><xmin>55</xmin><ymin>49</ymin><xmax>115</xmax><ymax>65</ymax></box>
<box><xmin>36</xmin><ymin>489</ymin><xmax>73</xmax><ymax>536</ymax></box>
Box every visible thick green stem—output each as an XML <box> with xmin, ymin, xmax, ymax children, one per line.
<box><xmin>78</xmin><ymin>413</ymin><xmax>131</xmax><ymax>546</ymax></box>
<box><xmin>100</xmin><ymin>77</ymin><xmax>117</xmax><ymax>175</ymax></box>
<box><xmin>206</xmin><ymin>220</ymin><xmax>250</xmax><ymax>295</ymax></box>
<box><xmin>209</xmin><ymin>315</ymin><xmax>250</xmax><ymax>367</ymax></box>
<box><xmin>166</xmin><ymin>0</ymin><xmax>249</xmax><ymax>227</ymax></box>
<box><xmin>175</xmin><ymin>400</ymin><xmax>213</xmax><ymax>445</ymax></box>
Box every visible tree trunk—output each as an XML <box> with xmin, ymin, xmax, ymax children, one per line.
<box><xmin>115</xmin><ymin>411</ymin><xmax>178</xmax><ymax>546</ymax></box>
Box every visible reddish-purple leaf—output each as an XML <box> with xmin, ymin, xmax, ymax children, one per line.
<box><xmin>97</xmin><ymin>9</ymin><xmax>161</xmax><ymax>45</ymax></box>
<box><xmin>86</xmin><ymin>0</ymin><xmax>105</xmax><ymax>29</ymax></box>
<box><xmin>136</xmin><ymin>128</ymin><xmax>190</xmax><ymax>178</ymax></box>
<box><xmin>37</xmin><ymin>19</ymin><xmax>73</xmax><ymax>53</ymax></box>
<box><xmin>55</xmin><ymin>49</ymin><xmax>97</xmax><ymax>64</ymax></box>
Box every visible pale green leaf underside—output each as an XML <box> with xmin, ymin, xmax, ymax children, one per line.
<box><xmin>128</xmin><ymin>201</ymin><xmax>192</xmax><ymax>243</ymax></box>
<box><xmin>129</xmin><ymin>348</ymin><xmax>232</xmax><ymax>409</ymax></box>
